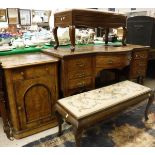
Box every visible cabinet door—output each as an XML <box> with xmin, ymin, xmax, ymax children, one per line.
<box><xmin>13</xmin><ymin>76</ymin><xmax>57</xmax><ymax>129</ymax></box>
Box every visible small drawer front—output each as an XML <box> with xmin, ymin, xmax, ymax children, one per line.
<box><xmin>55</xmin><ymin>13</ymin><xmax>70</xmax><ymax>26</ymax></box>
<box><xmin>68</xmin><ymin>68</ymin><xmax>92</xmax><ymax>80</ymax></box>
<box><xmin>68</xmin><ymin>77</ymin><xmax>93</xmax><ymax>90</ymax></box>
<box><xmin>133</xmin><ymin>51</ymin><xmax>148</xmax><ymax>59</ymax></box>
<box><xmin>12</xmin><ymin>64</ymin><xmax>56</xmax><ymax>81</ymax></box>
<box><xmin>67</xmin><ymin>57</ymin><xmax>92</xmax><ymax>72</ymax></box>
<box><xmin>96</xmin><ymin>55</ymin><xmax>130</xmax><ymax>69</ymax></box>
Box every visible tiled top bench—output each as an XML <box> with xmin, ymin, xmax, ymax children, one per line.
<box><xmin>55</xmin><ymin>80</ymin><xmax>154</xmax><ymax>146</ymax></box>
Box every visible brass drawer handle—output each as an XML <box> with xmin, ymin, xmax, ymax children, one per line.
<box><xmin>18</xmin><ymin>106</ymin><xmax>22</xmax><ymax>111</ymax></box>
<box><xmin>77</xmin><ymin>73</ymin><xmax>85</xmax><ymax>78</ymax></box>
<box><xmin>77</xmin><ymin>82</ymin><xmax>85</xmax><ymax>87</ymax></box>
<box><xmin>76</xmin><ymin>63</ymin><xmax>85</xmax><ymax>67</ymax></box>
<box><xmin>108</xmin><ymin>60</ymin><xmax>113</xmax><ymax>64</ymax></box>
<box><xmin>21</xmin><ymin>71</ymin><xmax>24</xmax><ymax>76</ymax></box>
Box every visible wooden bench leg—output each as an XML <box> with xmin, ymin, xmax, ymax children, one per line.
<box><xmin>73</xmin><ymin>126</ymin><xmax>83</xmax><ymax>147</ymax></box>
<box><xmin>55</xmin><ymin>111</ymin><xmax>63</xmax><ymax>136</ymax></box>
<box><xmin>145</xmin><ymin>90</ymin><xmax>155</xmax><ymax>121</ymax></box>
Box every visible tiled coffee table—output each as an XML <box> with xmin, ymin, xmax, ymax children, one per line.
<box><xmin>55</xmin><ymin>80</ymin><xmax>154</xmax><ymax>146</ymax></box>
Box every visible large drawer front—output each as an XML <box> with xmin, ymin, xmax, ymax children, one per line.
<box><xmin>133</xmin><ymin>51</ymin><xmax>148</xmax><ymax>59</ymax></box>
<box><xmin>12</xmin><ymin>64</ymin><xmax>56</xmax><ymax>81</ymax></box>
<box><xmin>68</xmin><ymin>77</ymin><xmax>93</xmax><ymax>90</ymax></box>
<box><xmin>68</xmin><ymin>68</ymin><xmax>93</xmax><ymax>80</ymax></box>
<box><xmin>67</xmin><ymin>56</ymin><xmax>92</xmax><ymax>72</ymax></box>
<box><xmin>96</xmin><ymin>55</ymin><xmax>130</xmax><ymax>69</ymax></box>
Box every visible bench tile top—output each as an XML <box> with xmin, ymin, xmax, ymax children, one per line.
<box><xmin>57</xmin><ymin>80</ymin><xmax>152</xmax><ymax>119</ymax></box>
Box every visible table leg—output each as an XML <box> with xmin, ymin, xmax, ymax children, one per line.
<box><xmin>137</xmin><ymin>76</ymin><xmax>144</xmax><ymax>85</ymax></box>
<box><xmin>69</xmin><ymin>25</ymin><xmax>75</xmax><ymax>52</ymax></box>
<box><xmin>52</xmin><ymin>27</ymin><xmax>59</xmax><ymax>49</ymax></box>
<box><xmin>55</xmin><ymin>111</ymin><xmax>63</xmax><ymax>136</ymax></box>
<box><xmin>145</xmin><ymin>90</ymin><xmax>155</xmax><ymax>121</ymax></box>
<box><xmin>105</xmin><ymin>28</ymin><xmax>109</xmax><ymax>45</ymax></box>
<box><xmin>73</xmin><ymin>126</ymin><xmax>83</xmax><ymax>147</ymax></box>
<box><xmin>122</xmin><ymin>27</ymin><xmax>127</xmax><ymax>46</ymax></box>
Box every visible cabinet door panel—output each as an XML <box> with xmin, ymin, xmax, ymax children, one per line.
<box><xmin>13</xmin><ymin>76</ymin><xmax>56</xmax><ymax>129</ymax></box>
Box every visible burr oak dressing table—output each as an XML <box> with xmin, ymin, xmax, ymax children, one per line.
<box><xmin>53</xmin><ymin>9</ymin><xmax>127</xmax><ymax>51</ymax></box>
<box><xmin>43</xmin><ymin>44</ymin><xmax>149</xmax><ymax>97</ymax></box>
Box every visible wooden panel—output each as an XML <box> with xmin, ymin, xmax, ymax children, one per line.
<box><xmin>13</xmin><ymin>76</ymin><xmax>56</xmax><ymax>129</ymax></box>
<box><xmin>12</xmin><ymin>64</ymin><xmax>55</xmax><ymax>81</ymax></box>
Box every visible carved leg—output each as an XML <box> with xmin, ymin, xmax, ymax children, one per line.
<box><xmin>69</xmin><ymin>25</ymin><xmax>75</xmax><ymax>52</ymax></box>
<box><xmin>145</xmin><ymin>90</ymin><xmax>155</xmax><ymax>121</ymax></box>
<box><xmin>105</xmin><ymin>28</ymin><xmax>109</xmax><ymax>45</ymax></box>
<box><xmin>52</xmin><ymin>27</ymin><xmax>59</xmax><ymax>50</ymax></box>
<box><xmin>55</xmin><ymin>111</ymin><xmax>63</xmax><ymax>136</ymax></box>
<box><xmin>122</xmin><ymin>27</ymin><xmax>127</xmax><ymax>46</ymax></box>
<box><xmin>73</xmin><ymin>126</ymin><xmax>83</xmax><ymax>147</ymax></box>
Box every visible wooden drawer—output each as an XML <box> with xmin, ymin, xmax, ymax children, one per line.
<box><xmin>68</xmin><ymin>68</ymin><xmax>93</xmax><ymax>80</ymax></box>
<box><xmin>67</xmin><ymin>56</ymin><xmax>92</xmax><ymax>72</ymax></box>
<box><xmin>68</xmin><ymin>77</ymin><xmax>93</xmax><ymax>90</ymax></box>
<box><xmin>96</xmin><ymin>55</ymin><xmax>130</xmax><ymax>69</ymax></box>
<box><xmin>12</xmin><ymin>64</ymin><xmax>56</xmax><ymax>81</ymax></box>
<box><xmin>55</xmin><ymin>13</ymin><xmax>71</xmax><ymax>26</ymax></box>
<box><xmin>133</xmin><ymin>51</ymin><xmax>148</xmax><ymax>59</ymax></box>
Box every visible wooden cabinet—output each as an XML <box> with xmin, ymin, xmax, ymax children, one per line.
<box><xmin>0</xmin><ymin>53</ymin><xmax>59</xmax><ymax>139</ymax></box>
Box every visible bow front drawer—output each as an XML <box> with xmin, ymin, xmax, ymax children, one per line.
<box><xmin>96</xmin><ymin>55</ymin><xmax>130</xmax><ymax>69</ymax></box>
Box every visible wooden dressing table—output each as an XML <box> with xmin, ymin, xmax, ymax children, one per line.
<box><xmin>43</xmin><ymin>44</ymin><xmax>149</xmax><ymax>97</ymax></box>
<box><xmin>53</xmin><ymin>9</ymin><xmax>127</xmax><ymax>51</ymax></box>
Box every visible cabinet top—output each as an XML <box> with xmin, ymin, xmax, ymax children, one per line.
<box><xmin>0</xmin><ymin>52</ymin><xmax>59</xmax><ymax>69</ymax></box>
<box><xmin>42</xmin><ymin>44</ymin><xmax>150</xmax><ymax>58</ymax></box>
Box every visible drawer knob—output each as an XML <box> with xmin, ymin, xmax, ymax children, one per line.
<box><xmin>77</xmin><ymin>63</ymin><xmax>84</xmax><ymax>67</ymax></box>
<box><xmin>77</xmin><ymin>82</ymin><xmax>85</xmax><ymax>87</ymax></box>
<box><xmin>108</xmin><ymin>60</ymin><xmax>113</xmax><ymax>64</ymax></box>
<box><xmin>21</xmin><ymin>72</ymin><xmax>24</xmax><ymax>76</ymax></box>
<box><xmin>18</xmin><ymin>106</ymin><xmax>22</xmax><ymax>111</ymax></box>
<box><xmin>78</xmin><ymin>73</ymin><xmax>85</xmax><ymax>78</ymax></box>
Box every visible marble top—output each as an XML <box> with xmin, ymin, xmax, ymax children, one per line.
<box><xmin>58</xmin><ymin>81</ymin><xmax>151</xmax><ymax>119</ymax></box>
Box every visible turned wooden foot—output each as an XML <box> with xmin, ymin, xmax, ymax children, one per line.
<box><xmin>145</xmin><ymin>90</ymin><xmax>155</xmax><ymax>121</ymax></box>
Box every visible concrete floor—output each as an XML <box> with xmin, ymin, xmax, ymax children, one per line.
<box><xmin>0</xmin><ymin>78</ymin><xmax>155</xmax><ymax>147</ymax></box>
